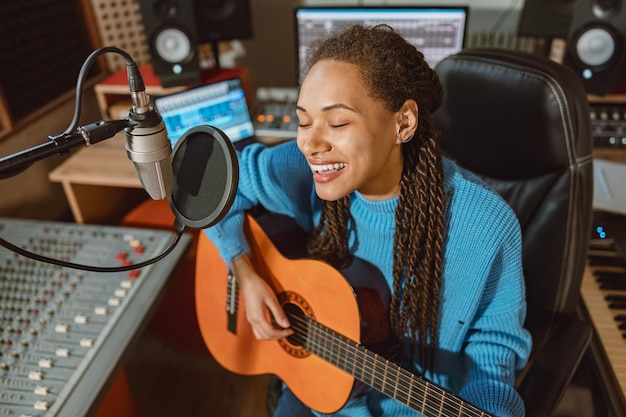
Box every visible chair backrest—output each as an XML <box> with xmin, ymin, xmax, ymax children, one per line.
<box><xmin>432</xmin><ymin>48</ymin><xmax>594</xmax><ymax>349</ymax></box>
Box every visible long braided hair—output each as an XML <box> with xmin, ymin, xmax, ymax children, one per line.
<box><xmin>304</xmin><ymin>24</ymin><xmax>446</xmax><ymax>371</ymax></box>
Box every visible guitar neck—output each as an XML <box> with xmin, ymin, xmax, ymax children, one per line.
<box><xmin>291</xmin><ymin>314</ymin><xmax>494</xmax><ymax>417</ymax></box>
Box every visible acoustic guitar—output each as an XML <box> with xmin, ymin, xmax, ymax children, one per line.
<box><xmin>195</xmin><ymin>213</ymin><xmax>495</xmax><ymax>417</ymax></box>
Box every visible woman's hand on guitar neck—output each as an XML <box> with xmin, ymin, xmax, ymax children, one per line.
<box><xmin>230</xmin><ymin>254</ymin><xmax>294</xmax><ymax>341</ymax></box>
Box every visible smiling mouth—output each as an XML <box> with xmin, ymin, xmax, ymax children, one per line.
<box><xmin>311</xmin><ymin>162</ymin><xmax>347</xmax><ymax>174</ymax></box>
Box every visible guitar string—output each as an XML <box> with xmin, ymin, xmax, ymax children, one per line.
<box><xmin>286</xmin><ymin>314</ymin><xmax>490</xmax><ymax>417</ymax></box>
<box><xmin>287</xmin><ymin>315</ymin><xmax>479</xmax><ymax>417</ymax></box>
<box><xmin>304</xmin><ymin>317</ymin><xmax>487</xmax><ymax>417</ymax></box>
<box><xmin>294</xmin><ymin>315</ymin><xmax>489</xmax><ymax>417</ymax></box>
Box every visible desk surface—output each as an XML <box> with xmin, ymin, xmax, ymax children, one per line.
<box><xmin>49</xmin><ymin>133</ymin><xmax>141</xmax><ymax>188</ymax></box>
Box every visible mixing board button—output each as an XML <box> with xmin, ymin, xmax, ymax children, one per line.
<box><xmin>53</xmin><ymin>324</ymin><xmax>68</xmax><ymax>334</ymax></box>
<box><xmin>73</xmin><ymin>314</ymin><xmax>87</xmax><ymax>324</ymax></box>
<box><xmin>55</xmin><ymin>348</ymin><xmax>69</xmax><ymax>357</ymax></box>
<box><xmin>94</xmin><ymin>306</ymin><xmax>108</xmax><ymax>316</ymax></box>
<box><xmin>33</xmin><ymin>400</ymin><xmax>50</xmax><ymax>410</ymax></box>
<box><xmin>34</xmin><ymin>386</ymin><xmax>48</xmax><ymax>395</ymax></box>
<box><xmin>37</xmin><ymin>359</ymin><xmax>52</xmax><ymax>368</ymax></box>
<box><xmin>28</xmin><ymin>371</ymin><xmax>43</xmax><ymax>380</ymax></box>
<box><xmin>79</xmin><ymin>338</ymin><xmax>94</xmax><ymax>348</ymax></box>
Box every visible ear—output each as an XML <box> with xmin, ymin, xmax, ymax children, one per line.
<box><xmin>395</xmin><ymin>99</ymin><xmax>419</xmax><ymax>144</ymax></box>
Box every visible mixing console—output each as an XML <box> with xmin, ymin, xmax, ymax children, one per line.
<box><xmin>0</xmin><ymin>217</ymin><xmax>191</xmax><ymax>417</ymax></box>
<box><xmin>590</xmin><ymin>102</ymin><xmax>626</xmax><ymax>148</ymax></box>
<box><xmin>253</xmin><ymin>87</ymin><xmax>299</xmax><ymax>140</ymax></box>
<box><xmin>254</xmin><ymin>102</ymin><xmax>298</xmax><ymax>139</ymax></box>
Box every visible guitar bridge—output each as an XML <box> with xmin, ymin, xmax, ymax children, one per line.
<box><xmin>226</xmin><ymin>271</ymin><xmax>238</xmax><ymax>334</ymax></box>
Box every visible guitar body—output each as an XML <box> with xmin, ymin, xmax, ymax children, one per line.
<box><xmin>195</xmin><ymin>213</ymin><xmax>391</xmax><ymax>414</ymax></box>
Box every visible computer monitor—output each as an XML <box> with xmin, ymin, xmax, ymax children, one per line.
<box><xmin>294</xmin><ymin>6</ymin><xmax>469</xmax><ymax>83</ymax></box>
<box><xmin>154</xmin><ymin>77</ymin><xmax>255</xmax><ymax>146</ymax></box>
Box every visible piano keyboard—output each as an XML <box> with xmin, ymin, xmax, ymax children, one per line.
<box><xmin>580</xmin><ymin>215</ymin><xmax>626</xmax><ymax>412</ymax></box>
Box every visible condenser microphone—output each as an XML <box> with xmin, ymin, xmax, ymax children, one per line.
<box><xmin>124</xmin><ymin>63</ymin><xmax>173</xmax><ymax>200</ymax></box>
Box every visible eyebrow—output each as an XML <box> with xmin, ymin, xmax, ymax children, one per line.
<box><xmin>296</xmin><ymin>103</ymin><xmax>357</xmax><ymax>113</ymax></box>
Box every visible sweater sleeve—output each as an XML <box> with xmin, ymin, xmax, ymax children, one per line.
<box><xmin>203</xmin><ymin>140</ymin><xmax>315</xmax><ymax>263</ymax></box>
<box><xmin>458</xmin><ymin>211</ymin><xmax>532</xmax><ymax>417</ymax></box>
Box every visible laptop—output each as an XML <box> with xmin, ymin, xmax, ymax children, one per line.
<box><xmin>154</xmin><ymin>77</ymin><xmax>256</xmax><ymax>149</ymax></box>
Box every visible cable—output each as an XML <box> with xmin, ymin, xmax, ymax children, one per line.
<box><xmin>0</xmin><ymin>46</ymin><xmax>186</xmax><ymax>273</ymax></box>
<box><xmin>489</xmin><ymin>0</ymin><xmax>523</xmax><ymax>36</ymax></box>
<box><xmin>0</xmin><ymin>230</ymin><xmax>184</xmax><ymax>272</ymax></box>
<box><xmin>64</xmin><ymin>46</ymin><xmax>135</xmax><ymax>135</ymax></box>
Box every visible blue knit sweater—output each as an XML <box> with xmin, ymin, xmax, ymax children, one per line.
<box><xmin>204</xmin><ymin>140</ymin><xmax>532</xmax><ymax>417</ymax></box>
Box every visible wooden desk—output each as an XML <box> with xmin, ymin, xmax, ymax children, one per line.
<box><xmin>48</xmin><ymin>133</ymin><xmax>147</xmax><ymax>224</ymax></box>
<box><xmin>594</xmin><ymin>148</ymin><xmax>626</xmax><ymax>164</ymax></box>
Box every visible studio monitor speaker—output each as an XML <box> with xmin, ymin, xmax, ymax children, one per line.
<box><xmin>138</xmin><ymin>0</ymin><xmax>201</xmax><ymax>88</ymax></box>
<box><xmin>194</xmin><ymin>0</ymin><xmax>253</xmax><ymax>43</ymax></box>
<box><xmin>563</xmin><ymin>0</ymin><xmax>626</xmax><ymax>95</ymax></box>
<box><xmin>518</xmin><ymin>0</ymin><xmax>576</xmax><ymax>39</ymax></box>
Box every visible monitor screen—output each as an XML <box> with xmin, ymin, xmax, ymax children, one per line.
<box><xmin>294</xmin><ymin>6</ymin><xmax>469</xmax><ymax>83</ymax></box>
<box><xmin>154</xmin><ymin>78</ymin><xmax>255</xmax><ymax>146</ymax></box>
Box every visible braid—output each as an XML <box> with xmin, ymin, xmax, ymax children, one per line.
<box><xmin>304</xmin><ymin>24</ymin><xmax>447</xmax><ymax>373</ymax></box>
<box><xmin>391</xmin><ymin>122</ymin><xmax>445</xmax><ymax>370</ymax></box>
<box><xmin>307</xmin><ymin>196</ymin><xmax>351</xmax><ymax>266</ymax></box>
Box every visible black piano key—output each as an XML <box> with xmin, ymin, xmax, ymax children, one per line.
<box><xmin>609</xmin><ymin>301</ymin><xmax>626</xmax><ymax>309</ymax></box>
<box><xmin>596</xmin><ymin>275</ymin><xmax>626</xmax><ymax>285</ymax></box>
<box><xmin>596</xmin><ymin>274</ymin><xmax>626</xmax><ymax>288</ymax></box>
<box><xmin>589</xmin><ymin>256</ymin><xmax>626</xmax><ymax>267</ymax></box>
<box><xmin>587</xmin><ymin>246</ymin><xmax>619</xmax><ymax>258</ymax></box>
<box><xmin>600</xmin><ymin>282</ymin><xmax>626</xmax><ymax>291</ymax></box>
<box><xmin>614</xmin><ymin>314</ymin><xmax>626</xmax><ymax>321</ymax></box>
<box><xmin>606</xmin><ymin>294</ymin><xmax>626</xmax><ymax>302</ymax></box>
<box><xmin>588</xmin><ymin>249</ymin><xmax>619</xmax><ymax>258</ymax></box>
<box><xmin>595</xmin><ymin>271</ymin><xmax>626</xmax><ymax>279</ymax></box>
<box><xmin>589</xmin><ymin>238</ymin><xmax>616</xmax><ymax>250</ymax></box>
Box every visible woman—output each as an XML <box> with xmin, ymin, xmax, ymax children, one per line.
<box><xmin>205</xmin><ymin>24</ymin><xmax>532</xmax><ymax>417</ymax></box>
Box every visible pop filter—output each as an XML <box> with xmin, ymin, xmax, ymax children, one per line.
<box><xmin>168</xmin><ymin>125</ymin><xmax>239</xmax><ymax>230</ymax></box>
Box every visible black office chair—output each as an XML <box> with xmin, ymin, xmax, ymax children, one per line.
<box><xmin>432</xmin><ymin>48</ymin><xmax>594</xmax><ymax>417</ymax></box>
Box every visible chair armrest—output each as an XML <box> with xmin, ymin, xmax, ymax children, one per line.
<box><xmin>517</xmin><ymin>315</ymin><xmax>593</xmax><ymax>417</ymax></box>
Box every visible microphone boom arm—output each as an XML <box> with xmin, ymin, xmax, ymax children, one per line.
<box><xmin>0</xmin><ymin>119</ymin><xmax>132</xmax><ymax>179</ymax></box>
<box><xmin>0</xmin><ymin>46</ymin><xmax>188</xmax><ymax>273</ymax></box>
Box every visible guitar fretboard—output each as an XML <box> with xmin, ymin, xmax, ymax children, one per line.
<box><xmin>288</xmin><ymin>314</ymin><xmax>494</xmax><ymax>417</ymax></box>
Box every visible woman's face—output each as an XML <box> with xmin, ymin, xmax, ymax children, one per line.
<box><xmin>296</xmin><ymin>60</ymin><xmax>412</xmax><ymax>201</ymax></box>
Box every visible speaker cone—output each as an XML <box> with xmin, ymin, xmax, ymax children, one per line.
<box><xmin>154</xmin><ymin>27</ymin><xmax>194</xmax><ymax>64</ymax></box>
<box><xmin>574</xmin><ymin>26</ymin><xmax>617</xmax><ymax>68</ymax></box>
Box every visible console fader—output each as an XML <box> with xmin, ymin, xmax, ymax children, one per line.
<box><xmin>0</xmin><ymin>217</ymin><xmax>191</xmax><ymax>417</ymax></box>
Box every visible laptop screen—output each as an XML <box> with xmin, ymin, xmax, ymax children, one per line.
<box><xmin>154</xmin><ymin>77</ymin><xmax>255</xmax><ymax>146</ymax></box>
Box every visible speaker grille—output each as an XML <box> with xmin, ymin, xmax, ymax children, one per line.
<box><xmin>88</xmin><ymin>0</ymin><xmax>151</xmax><ymax>71</ymax></box>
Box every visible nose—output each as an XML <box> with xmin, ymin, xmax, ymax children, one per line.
<box><xmin>297</xmin><ymin>126</ymin><xmax>330</xmax><ymax>156</ymax></box>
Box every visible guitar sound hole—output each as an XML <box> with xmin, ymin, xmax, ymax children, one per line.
<box><xmin>283</xmin><ymin>302</ymin><xmax>308</xmax><ymax>347</ymax></box>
